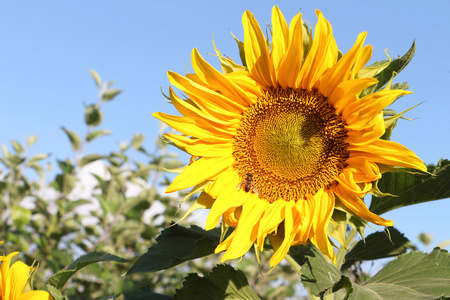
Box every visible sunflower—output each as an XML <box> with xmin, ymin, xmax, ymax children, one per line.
<box><xmin>0</xmin><ymin>251</ymin><xmax>52</xmax><ymax>300</ymax></box>
<box><xmin>153</xmin><ymin>6</ymin><xmax>426</xmax><ymax>267</ymax></box>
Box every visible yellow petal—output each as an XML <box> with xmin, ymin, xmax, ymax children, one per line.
<box><xmin>299</xmin><ymin>10</ymin><xmax>337</xmax><ymax>90</ymax></box>
<box><xmin>271</xmin><ymin>6</ymin><xmax>289</xmax><ymax>76</ymax></box>
<box><xmin>277</xmin><ymin>12</ymin><xmax>304</xmax><ymax>88</ymax></box>
<box><xmin>345</xmin><ymin>157</ymin><xmax>382</xmax><ymax>182</ymax></box>
<box><xmin>328</xmin><ymin>77</ymin><xmax>378</xmax><ymax>109</ymax></box>
<box><xmin>153</xmin><ymin>112</ymin><xmax>233</xmax><ymax>142</ymax></box>
<box><xmin>256</xmin><ymin>200</ymin><xmax>286</xmax><ymax>250</ymax></box>
<box><xmin>343</xmin><ymin>90</ymin><xmax>412</xmax><ymax>127</ymax></box>
<box><xmin>19</xmin><ymin>291</ymin><xmax>53</xmax><ymax>300</ymax></box>
<box><xmin>308</xmin><ymin>188</ymin><xmax>335</xmax><ymax>261</ymax></box>
<box><xmin>165</xmin><ymin>134</ymin><xmax>233</xmax><ymax>157</ymax></box>
<box><xmin>242</xmin><ymin>10</ymin><xmax>275</xmax><ymax>88</ymax></box>
<box><xmin>191</xmin><ymin>48</ymin><xmax>253</xmax><ymax>106</ymax></box>
<box><xmin>270</xmin><ymin>201</ymin><xmax>297</xmax><ymax>267</ymax></box>
<box><xmin>176</xmin><ymin>191</ymin><xmax>215</xmax><ymax>224</ymax></box>
<box><xmin>8</xmin><ymin>261</ymin><xmax>31</xmax><ymax>300</ymax></box>
<box><xmin>166</xmin><ymin>156</ymin><xmax>234</xmax><ymax>193</ymax></box>
<box><xmin>317</xmin><ymin>32</ymin><xmax>368</xmax><ymax>97</ymax></box>
<box><xmin>334</xmin><ymin>171</ymin><xmax>393</xmax><ymax>226</ymax></box>
<box><xmin>205</xmin><ymin>171</ymin><xmax>251</xmax><ymax>230</ymax></box>
<box><xmin>168</xmin><ymin>71</ymin><xmax>244</xmax><ymax>118</ymax></box>
<box><xmin>220</xmin><ymin>194</ymin><xmax>270</xmax><ymax>261</ymax></box>
<box><xmin>169</xmin><ymin>87</ymin><xmax>235</xmax><ymax>126</ymax></box>
<box><xmin>349</xmin><ymin>139</ymin><xmax>427</xmax><ymax>171</ymax></box>
<box><xmin>345</xmin><ymin>113</ymin><xmax>385</xmax><ymax>145</ymax></box>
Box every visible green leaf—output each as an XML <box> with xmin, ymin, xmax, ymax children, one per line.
<box><xmin>175</xmin><ymin>265</ymin><xmax>260</xmax><ymax>300</ymax></box>
<box><xmin>57</xmin><ymin>160</ymin><xmax>74</xmax><ymax>174</ymax></box>
<box><xmin>65</xmin><ymin>199</ymin><xmax>91</xmax><ymax>212</ymax></box>
<box><xmin>289</xmin><ymin>245</ymin><xmax>341</xmax><ymax>296</ymax></box>
<box><xmin>11</xmin><ymin>205</ymin><xmax>32</xmax><ymax>229</ymax></box>
<box><xmin>10</xmin><ymin>140</ymin><xmax>23</xmax><ymax>154</ymax></box>
<box><xmin>47</xmin><ymin>251</ymin><xmax>128</xmax><ymax>290</ymax></box>
<box><xmin>102</xmin><ymin>88</ymin><xmax>122</xmax><ymax>102</ymax></box>
<box><xmin>345</xmin><ymin>248</ymin><xmax>450</xmax><ymax>299</ymax></box>
<box><xmin>27</xmin><ymin>153</ymin><xmax>50</xmax><ymax>164</ymax></box>
<box><xmin>126</xmin><ymin>224</ymin><xmax>220</xmax><ymax>274</ymax></box>
<box><xmin>341</xmin><ymin>227</ymin><xmax>411</xmax><ymax>270</ymax></box>
<box><xmin>131</xmin><ymin>134</ymin><xmax>144</xmax><ymax>150</ymax></box>
<box><xmin>84</xmin><ymin>105</ymin><xmax>102</xmax><ymax>127</ymax></box>
<box><xmin>86</xmin><ymin>129</ymin><xmax>111</xmax><ymax>142</ymax></box>
<box><xmin>78</xmin><ymin>154</ymin><xmax>106</xmax><ymax>168</ymax></box>
<box><xmin>361</xmin><ymin>41</ymin><xmax>415</xmax><ymax>96</ymax></box>
<box><xmin>53</xmin><ymin>174</ymin><xmax>77</xmax><ymax>195</ymax></box>
<box><xmin>88</xmin><ymin>69</ymin><xmax>101</xmax><ymax>88</ymax></box>
<box><xmin>61</xmin><ymin>127</ymin><xmax>81</xmax><ymax>152</ymax></box>
<box><xmin>26</xmin><ymin>134</ymin><xmax>39</xmax><ymax>147</ymax></box>
<box><xmin>370</xmin><ymin>159</ymin><xmax>450</xmax><ymax>215</ymax></box>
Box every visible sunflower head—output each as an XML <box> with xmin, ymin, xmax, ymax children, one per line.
<box><xmin>153</xmin><ymin>6</ymin><xmax>426</xmax><ymax>268</ymax></box>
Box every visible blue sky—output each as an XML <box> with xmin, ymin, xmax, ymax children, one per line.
<box><xmin>1</xmin><ymin>1</ymin><xmax>449</xmax><ymax>249</ymax></box>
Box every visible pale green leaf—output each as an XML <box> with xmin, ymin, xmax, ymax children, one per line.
<box><xmin>26</xmin><ymin>135</ymin><xmax>39</xmax><ymax>147</ymax></box>
<box><xmin>102</xmin><ymin>88</ymin><xmax>122</xmax><ymax>102</ymax></box>
<box><xmin>78</xmin><ymin>154</ymin><xmax>106</xmax><ymax>168</ymax></box>
<box><xmin>86</xmin><ymin>129</ymin><xmax>111</xmax><ymax>142</ymax></box>
<box><xmin>131</xmin><ymin>134</ymin><xmax>144</xmax><ymax>150</ymax></box>
<box><xmin>10</xmin><ymin>140</ymin><xmax>23</xmax><ymax>154</ymax></box>
<box><xmin>61</xmin><ymin>127</ymin><xmax>81</xmax><ymax>151</ymax></box>
<box><xmin>88</xmin><ymin>69</ymin><xmax>101</xmax><ymax>88</ymax></box>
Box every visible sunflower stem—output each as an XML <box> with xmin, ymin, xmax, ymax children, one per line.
<box><xmin>285</xmin><ymin>254</ymin><xmax>302</xmax><ymax>277</ymax></box>
<box><xmin>335</xmin><ymin>228</ymin><xmax>358</xmax><ymax>268</ymax></box>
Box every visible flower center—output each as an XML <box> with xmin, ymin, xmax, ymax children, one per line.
<box><xmin>233</xmin><ymin>88</ymin><xmax>349</xmax><ymax>202</ymax></box>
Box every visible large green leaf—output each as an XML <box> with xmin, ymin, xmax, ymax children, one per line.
<box><xmin>175</xmin><ymin>264</ymin><xmax>260</xmax><ymax>300</ymax></box>
<box><xmin>126</xmin><ymin>224</ymin><xmax>220</xmax><ymax>274</ymax></box>
<box><xmin>47</xmin><ymin>251</ymin><xmax>128</xmax><ymax>290</ymax></box>
<box><xmin>370</xmin><ymin>159</ymin><xmax>450</xmax><ymax>215</ymax></box>
<box><xmin>289</xmin><ymin>245</ymin><xmax>341</xmax><ymax>297</ymax></box>
<box><xmin>341</xmin><ymin>227</ymin><xmax>411</xmax><ymax>270</ymax></box>
<box><xmin>337</xmin><ymin>248</ymin><xmax>450</xmax><ymax>299</ymax></box>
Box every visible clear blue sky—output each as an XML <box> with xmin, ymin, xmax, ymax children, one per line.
<box><xmin>1</xmin><ymin>1</ymin><xmax>449</xmax><ymax>249</ymax></box>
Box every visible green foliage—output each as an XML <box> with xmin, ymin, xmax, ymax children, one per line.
<box><xmin>175</xmin><ymin>265</ymin><xmax>260</xmax><ymax>300</ymax></box>
<box><xmin>289</xmin><ymin>245</ymin><xmax>341</xmax><ymax>297</ymax></box>
<box><xmin>127</xmin><ymin>224</ymin><xmax>220</xmax><ymax>274</ymax></box>
<box><xmin>341</xmin><ymin>248</ymin><xmax>450</xmax><ymax>299</ymax></box>
<box><xmin>360</xmin><ymin>40</ymin><xmax>415</xmax><ymax>97</ymax></box>
<box><xmin>47</xmin><ymin>252</ymin><xmax>128</xmax><ymax>290</ymax></box>
<box><xmin>341</xmin><ymin>227</ymin><xmax>412</xmax><ymax>270</ymax></box>
<box><xmin>370</xmin><ymin>159</ymin><xmax>450</xmax><ymax>215</ymax></box>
